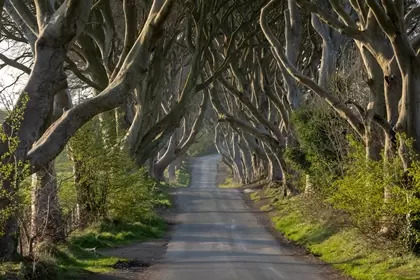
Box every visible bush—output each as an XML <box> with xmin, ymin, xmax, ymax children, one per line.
<box><xmin>175</xmin><ymin>164</ymin><xmax>190</xmax><ymax>187</ymax></box>
<box><xmin>287</xmin><ymin>105</ymin><xmax>353</xmax><ymax>194</ymax></box>
<box><xmin>331</xmin><ymin>140</ymin><xmax>420</xmax><ymax>251</ymax></box>
<box><xmin>61</xmin><ymin>117</ymin><xmax>163</xmax><ymax>225</ymax></box>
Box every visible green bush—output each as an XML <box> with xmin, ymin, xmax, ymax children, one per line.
<box><xmin>175</xmin><ymin>164</ymin><xmax>190</xmax><ymax>187</ymax></box>
<box><xmin>61</xmin><ymin>117</ymin><xmax>163</xmax><ymax>224</ymax></box>
<box><xmin>331</xmin><ymin>140</ymin><xmax>420</xmax><ymax>250</ymax></box>
<box><xmin>107</xmin><ymin>166</ymin><xmax>158</xmax><ymax>222</ymax></box>
<box><xmin>0</xmin><ymin>95</ymin><xmax>30</xmax><ymax>239</ymax></box>
<box><xmin>287</xmin><ymin>105</ymin><xmax>352</xmax><ymax>194</ymax></box>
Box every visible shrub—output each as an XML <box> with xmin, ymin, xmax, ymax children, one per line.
<box><xmin>61</xmin><ymin>117</ymin><xmax>162</xmax><ymax>225</ymax></box>
<box><xmin>331</xmin><ymin>140</ymin><xmax>420</xmax><ymax>251</ymax></box>
<box><xmin>287</xmin><ymin>105</ymin><xmax>353</xmax><ymax>195</ymax></box>
<box><xmin>175</xmin><ymin>164</ymin><xmax>190</xmax><ymax>187</ymax></box>
<box><xmin>0</xmin><ymin>95</ymin><xmax>30</xmax><ymax>239</ymax></box>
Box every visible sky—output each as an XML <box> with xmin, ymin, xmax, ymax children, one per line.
<box><xmin>0</xmin><ymin>41</ymin><xmax>31</xmax><ymax>111</ymax></box>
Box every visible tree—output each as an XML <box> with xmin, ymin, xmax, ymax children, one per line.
<box><xmin>0</xmin><ymin>0</ymin><xmax>174</xmax><ymax>260</ymax></box>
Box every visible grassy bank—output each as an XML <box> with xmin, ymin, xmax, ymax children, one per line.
<box><xmin>0</xmin><ymin>218</ymin><xmax>167</xmax><ymax>280</ymax></box>
<box><xmin>1</xmin><ymin>171</ymin><xmax>181</xmax><ymax>280</ymax></box>
<box><xmin>218</xmin><ymin>177</ymin><xmax>242</xmax><ymax>188</ymax></box>
<box><xmin>250</xmin><ymin>190</ymin><xmax>420</xmax><ymax>280</ymax></box>
<box><xmin>70</xmin><ymin>219</ymin><xmax>167</xmax><ymax>249</ymax></box>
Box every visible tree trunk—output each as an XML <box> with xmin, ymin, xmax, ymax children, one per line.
<box><xmin>282</xmin><ymin>0</ymin><xmax>302</xmax><ymax>109</ymax></box>
<box><xmin>264</xmin><ymin>144</ymin><xmax>283</xmax><ymax>182</ymax></box>
<box><xmin>0</xmin><ymin>1</ymin><xmax>92</xmax><ymax>260</ymax></box>
<box><xmin>167</xmin><ymin>162</ymin><xmax>177</xmax><ymax>182</ymax></box>
<box><xmin>238</xmin><ymin>140</ymin><xmax>253</xmax><ymax>184</ymax></box>
<box><xmin>72</xmin><ymin>158</ymin><xmax>94</xmax><ymax>228</ymax></box>
<box><xmin>31</xmin><ymin>161</ymin><xmax>65</xmax><ymax>247</ymax></box>
<box><xmin>30</xmin><ymin>89</ymin><xmax>71</xmax><ymax>250</ymax></box>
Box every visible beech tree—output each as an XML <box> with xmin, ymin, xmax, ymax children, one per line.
<box><xmin>1</xmin><ymin>0</ymin><xmax>419</xmax><ymax>262</ymax></box>
<box><xmin>0</xmin><ymin>0</ymin><xmax>174</xmax><ymax>260</ymax></box>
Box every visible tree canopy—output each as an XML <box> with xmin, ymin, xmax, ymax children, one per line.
<box><xmin>0</xmin><ymin>0</ymin><xmax>420</xmax><ymax>264</ymax></box>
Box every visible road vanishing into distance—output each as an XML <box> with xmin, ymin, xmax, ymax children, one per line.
<box><xmin>150</xmin><ymin>155</ymin><xmax>326</xmax><ymax>280</ymax></box>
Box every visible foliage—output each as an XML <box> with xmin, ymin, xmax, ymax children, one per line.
<box><xmin>0</xmin><ymin>94</ymin><xmax>30</xmax><ymax>238</ymax></box>
<box><xmin>287</xmin><ymin>104</ymin><xmax>352</xmax><ymax>194</ymax></box>
<box><xmin>107</xmin><ymin>167</ymin><xmax>159</xmax><ymax>223</ymax></box>
<box><xmin>331</xmin><ymin>140</ymin><xmax>420</xmax><ymax>251</ymax></box>
<box><xmin>174</xmin><ymin>163</ymin><xmax>191</xmax><ymax>187</ymax></box>
<box><xmin>255</xmin><ymin>191</ymin><xmax>420</xmax><ymax>280</ymax></box>
<box><xmin>55</xmin><ymin>152</ymin><xmax>77</xmax><ymax>217</ymax></box>
<box><xmin>69</xmin><ymin>219</ymin><xmax>166</xmax><ymax>249</ymax></box>
<box><xmin>187</xmin><ymin>130</ymin><xmax>217</xmax><ymax>156</ymax></box>
<box><xmin>66</xmin><ymin>117</ymin><xmax>161</xmax><ymax>223</ymax></box>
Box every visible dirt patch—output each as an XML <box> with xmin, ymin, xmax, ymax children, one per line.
<box><xmin>112</xmin><ymin>260</ymin><xmax>150</xmax><ymax>269</ymax></box>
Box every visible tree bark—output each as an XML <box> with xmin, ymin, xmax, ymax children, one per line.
<box><xmin>0</xmin><ymin>0</ymin><xmax>92</xmax><ymax>260</ymax></box>
<box><xmin>30</xmin><ymin>161</ymin><xmax>65</xmax><ymax>247</ymax></box>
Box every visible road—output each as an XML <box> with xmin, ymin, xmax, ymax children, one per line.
<box><xmin>150</xmin><ymin>155</ymin><xmax>327</xmax><ymax>280</ymax></box>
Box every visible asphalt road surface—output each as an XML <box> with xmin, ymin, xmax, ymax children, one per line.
<box><xmin>150</xmin><ymin>155</ymin><xmax>326</xmax><ymax>280</ymax></box>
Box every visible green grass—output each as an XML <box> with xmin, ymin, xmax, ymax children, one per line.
<box><xmin>0</xmin><ymin>244</ymin><xmax>115</xmax><ymax>280</ymax></box>
<box><xmin>69</xmin><ymin>219</ymin><xmax>166</xmax><ymax>249</ymax></box>
<box><xmin>250</xmin><ymin>191</ymin><xmax>261</xmax><ymax>201</ymax></box>
<box><xmin>55</xmin><ymin>243</ymin><xmax>124</xmax><ymax>275</ymax></box>
<box><xmin>267</xmin><ymin>196</ymin><xmax>420</xmax><ymax>280</ymax></box>
<box><xmin>218</xmin><ymin>177</ymin><xmax>242</xmax><ymax>189</ymax></box>
<box><xmin>0</xmin><ymin>219</ymin><xmax>167</xmax><ymax>280</ymax></box>
<box><xmin>0</xmin><ymin>262</ymin><xmax>21</xmax><ymax>279</ymax></box>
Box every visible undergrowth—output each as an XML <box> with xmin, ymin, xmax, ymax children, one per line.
<box><xmin>0</xmin><ymin>219</ymin><xmax>167</xmax><ymax>280</ymax></box>
<box><xmin>218</xmin><ymin>177</ymin><xmax>242</xmax><ymax>188</ymax></box>
<box><xmin>69</xmin><ymin>218</ymin><xmax>166</xmax><ymax>249</ymax></box>
<box><xmin>252</xmin><ymin>191</ymin><xmax>420</xmax><ymax>280</ymax></box>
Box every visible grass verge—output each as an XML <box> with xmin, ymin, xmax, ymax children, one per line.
<box><xmin>0</xmin><ymin>243</ymin><xmax>125</xmax><ymax>280</ymax></box>
<box><xmin>251</xmin><ymin>192</ymin><xmax>420</xmax><ymax>280</ymax></box>
<box><xmin>218</xmin><ymin>177</ymin><xmax>242</xmax><ymax>189</ymax></box>
<box><xmin>1</xmin><ymin>218</ymin><xmax>167</xmax><ymax>280</ymax></box>
<box><xmin>69</xmin><ymin>218</ymin><xmax>166</xmax><ymax>249</ymax></box>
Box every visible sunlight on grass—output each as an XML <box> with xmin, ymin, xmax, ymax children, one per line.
<box><xmin>219</xmin><ymin>177</ymin><xmax>242</xmax><ymax>189</ymax></box>
<box><xmin>0</xmin><ymin>220</ymin><xmax>168</xmax><ymax>280</ymax></box>
<box><xmin>268</xmin><ymin>196</ymin><xmax>420</xmax><ymax>280</ymax></box>
<box><xmin>56</xmin><ymin>244</ymin><xmax>125</xmax><ymax>274</ymax></box>
<box><xmin>0</xmin><ymin>262</ymin><xmax>20</xmax><ymax>279</ymax></box>
<box><xmin>250</xmin><ymin>192</ymin><xmax>261</xmax><ymax>201</ymax></box>
<box><xmin>69</xmin><ymin>220</ymin><xmax>166</xmax><ymax>249</ymax></box>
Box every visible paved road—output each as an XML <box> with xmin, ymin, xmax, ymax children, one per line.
<box><xmin>151</xmin><ymin>155</ymin><xmax>326</xmax><ymax>280</ymax></box>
